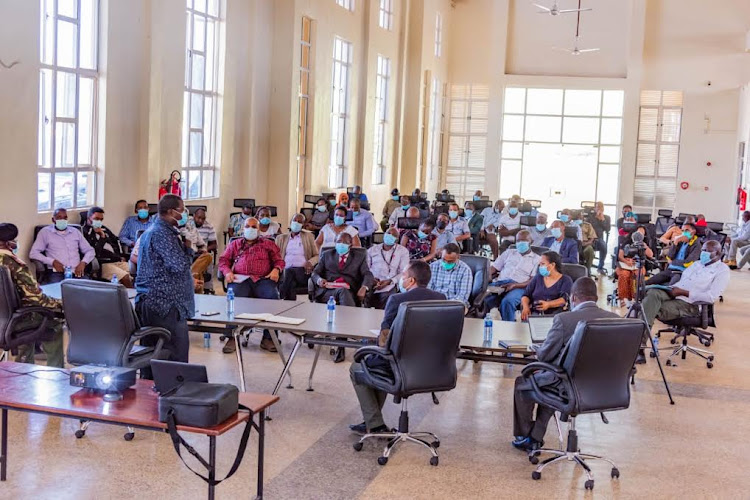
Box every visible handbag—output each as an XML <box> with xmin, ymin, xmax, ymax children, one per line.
<box><xmin>159</xmin><ymin>381</ymin><xmax>252</xmax><ymax>486</ymax></box>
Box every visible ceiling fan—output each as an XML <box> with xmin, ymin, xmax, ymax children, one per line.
<box><xmin>533</xmin><ymin>0</ymin><xmax>591</xmax><ymax>16</ymax></box>
<box><xmin>551</xmin><ymin>1</ymin><xmax>599</xmax><ymax>55</ymax></box>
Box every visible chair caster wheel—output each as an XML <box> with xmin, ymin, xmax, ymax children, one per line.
<box><xmin>353</xmin><ymin>442</ymin><xmax>363</xmax><ymax>452</ymax></box>
<box><xmin>529</xmin><ymin>455</ymin><xmax>539</xmax><ymax>465</ymax></box>
<box><xmin>666</xmin><ymin>360</ymin><xmax>672</xmax><ymax>366</ymax></box>
<box><xmin>241</xmin><ymin>341</ymin><xmax>248</xmax><ymax>348</ymax></box>
<box><xmin>431</xmin><ymin>441</ymin><xmax>440</xmax><ymax>449</ymax></box>
<box><xmin>124</xmin><ymin>432</ymin><xmax>134</xmax><ymax>441</ymax></box>
<box><xmin>585</xmin><ymin>480</ymin><xmax>594</xmax><ymax>490</ymax></box>
<box><xmin>708</xmin><ymin>355</ymin><xmax>714</xmax><ymax>361</ymax></box>
<box><xmin>430</xmin><ymin>456</ymin><xmax>439</xmax><ymax>466</ymax></box>
<box><xmin>703</xmin><ymin>340</ymin><xmax>711</xmax><ymax>347</ymax></box>
<box><xmin>611</xmin><ymin>468</ymin><xmax>620</xmax><ymax>479</ymax></box>
<box><xmin>707</xmin><ymin>362</ymin><xmax>713</xmax><ymax>369</ymax></box>
<box><xmin>307</xmin><ymin>343</ymin><xmax>314</xmax><ymax>349</ymax></box>
<box><xmin>377</xmin><ymin>456</ymin><xmax>388</xmax><ymax>466</ymax></box>
<box><xmin>649</xmin><ymin>351</ymin><xmax>656</xmax><ymax>358</ymax></box>
<box><xmin>531</xmin><ymin>471</ymin><xmax>541</xmax><ymax>480</ymax></box>
<box><xmin>670</xmin><ymin>338</ymin><xmax>677</xmax><ymax>344</ymax></box>
<box><xmin>75</xmin><ymin>430</ymin><xmax>85</xmax><ymax>439</ymax></box>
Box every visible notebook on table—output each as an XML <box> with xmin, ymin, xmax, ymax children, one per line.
<box><xmin>528</xmin><ymin>315</ymin><xmax>556</xmax><ymax>344</ymax></box>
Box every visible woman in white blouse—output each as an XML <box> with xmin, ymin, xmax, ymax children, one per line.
<box><xmin>315</xmin><ymin>205</ymin><xmax>362</xmax><ymax>250</ymax></box>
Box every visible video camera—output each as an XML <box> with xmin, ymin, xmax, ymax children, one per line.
<box><xmin>623</xmin><ymin>231</ymin><xmax>649</xmax><ymax>259</ymax></box>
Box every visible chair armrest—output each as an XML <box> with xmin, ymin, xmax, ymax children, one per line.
<box><xmin>124</xmin><ymin>326</ymin><xmax>171</xmax><ymax>366</ymax></box>
<box><xmin>353</xmin><ymin>345</ymin><xmax>392</xmax><ymax>363</ymax></box>
<box><xmin>3</xmin><ymin>307</ymin><xmax>57</xmax><ymax>349</ymax></box>
<box><xmin>131</xmin><ymin>326</ymin><xmax>171</xmax><ymax>341</ymax></box>
<box><xmin>521</xmin><ymin>361</ymin><xmax>565</xmax><ymax>379</ymax></box>
<box><xmin>522</xmin><ymin>362</ymin><xmax>573</xmax><ymax>413</ymax></box>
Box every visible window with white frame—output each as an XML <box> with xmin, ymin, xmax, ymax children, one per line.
<box><xmin>426</xmin><ymin>77</ymin><xmax>444</xmax><ymax>182</ymax></box>
<box><xmin>372</xmin><ymin>55</ymin><xmax>391</xmax><ymax>185</ymax></box>
<box><xmin>296</xmin><ymin>17</ymin><xmax>313</xmax><ymax>202</ymax></box>
<box><xmin>500</xmin><ymin>87</ymin><xmax>625</xmax><ymax>221</ymax></box>
<box><xmin>434</xmin><ymin>12</ymin><xmax>443</xmax><ymax>58</ymax></box>
<box><xmin>38</xmin><ymin>0</ymin><xmax>99</xmax><ymax>212</ymax></box>
<box><xmin>379</xmin><ymin>0</ymin><xmax>394</xmax><ymax>31</ymax></box>
<box><xmin>182</xmin><ymin>0</ymin><xmax>224</xmax><ymax>200</ymax></box>
<box><xmin>329</xmin><ymin>37</ymin><xmax>352</xmax><ymax>188</ymax></box>
<box><xmin>633</xmin><ymin>90</ymin><xmax>684</xmax><ymax>216</ymax></box>
<box><xmin>445</xmin><ymin>85</ymin><xmax>488</xmax><ymax>203</ymax></box>
<box><xmin>336</xmin><ymin>0</ymin><xmax>354</xmax><ymax>12</ymax></box>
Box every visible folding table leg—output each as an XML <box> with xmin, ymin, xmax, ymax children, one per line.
<box><xmin>208</xmin><ymin>435</ymin><xmax>216</xmax><ymax>500</ymax></box>
<box><xmin>272</xmin><ymin>336</ymin><xmax>303</xmax><ymax>396</ymax></box>
<box><xmin>233</xmin><ymin>327</ymin><xmax>247</xmax><ymax>391</ymax></box>
<box><xmin>1</xmin><ymin>408</ymin><xmax>7</xmax><ymax>481</ymax></box>
<box><xmin>269</xmin><ymin>330</ymin><xmax>293</xmax><ymax>389</ymax></box>
<box><xmin>256</xmin><ymin>410</ymin><xmax>265</xmax><ymax>500</ymax></box>
<box><xmin>307</xmin><ymin>345</ymin><xmax>322</xmax><ymax>392</ymax></box>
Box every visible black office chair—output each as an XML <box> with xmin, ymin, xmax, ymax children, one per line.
<box><xmin>656</xmin><ymin>302</ymin><xmax>716</xmax><ymax>368</ymax></box>
<box><xmin>61</xmin><ymin>280</ymin><xmax>170</xmax><ymax>440</ymax></box>
<box><xmin>460</xmin><ymin>254</ymin><xmax>491</xmax><ymax>317</ymax></box>
<box><xmin>524</xmin><ymin>318</ymin><xmax>644</xmax><ymax>490</ymax></box>
<box><xmin>0</xmin><ymin>267</ymin><xmax>58</xmax><ymax>360</ymax></box>
<box><xmin>530</xmin><ymin>245</ymin><xmax>549</xmax><ymax>256</ymax></box>
<box><xmin>561</xmin><ymin>263</ymin><xmax>588</xmax><ymax>282</ymax></box>
<box><xmin>352</xmin><ymin>301</ymin><xmax>465</xmax><ymax>466</ymax></box>
<box><xmin>371</xmin><ymin>232</ymin><xmax>384</xmax><ymax>245</ymax></box>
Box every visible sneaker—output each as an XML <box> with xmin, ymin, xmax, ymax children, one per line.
<box><xmin>349</xmin><ymin>422</ymin><xmax>367</xmax><ymax>434</ymax></box>
<box><xmin>333</xmin><ymin>346</ymin><xmax>346</xmax><ymax>363</ymax></box>
<box><xmin>512</xmin><ymin>436</ymin><xmax>544</xmax><ymax>452</ymax></box>
<box><xmin>222</xmin><ymin>337</ymin><xmax>237</xmax><ymax>354</ymax></box>
<box><xmin>259</xmin><ymin>337</ymin><xmax>277</xmax><ymax>352</ymax></box>
<box><xmin>597</xmin><ymin>268</ymin><xmax>607</xmax><ymax>276</ymax></box>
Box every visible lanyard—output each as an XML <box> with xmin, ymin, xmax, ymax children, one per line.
<box><xmin>380</xmin><ymin>246</ymin><xmax>396</xmax><ymax>274</ymax></box>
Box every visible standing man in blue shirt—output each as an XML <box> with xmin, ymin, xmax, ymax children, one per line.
<box><xmin>119</xmin><ymin>199</ymin><xmax>153</xmax><ymax>250</ymax></box>
<box><xmin>135</xmin><ymin>194</ymin><xmax>195</xmax><ymax>374</ymax></box>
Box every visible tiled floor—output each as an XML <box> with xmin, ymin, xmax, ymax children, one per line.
<box><xmin>3</xmin><ymin>270</ymin><xmax>750</xmax><ymax>499</ymax></box>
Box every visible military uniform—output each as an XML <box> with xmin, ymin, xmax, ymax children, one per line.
<box><xmin>0</xmin><ymin>250</ymin><xmax>64</xmax><ymax>367</ymax></box>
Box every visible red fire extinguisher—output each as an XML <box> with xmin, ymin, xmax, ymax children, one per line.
<box><xmin>738</xmin><ymin>186</ymin><xmax>747</xmax><ymax>211</ymax></box>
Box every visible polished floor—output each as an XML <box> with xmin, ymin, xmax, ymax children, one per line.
<box><xmin>4</xmin><ymin>270</ymin><xmax>750</xmax><ymax>499</ymax></box>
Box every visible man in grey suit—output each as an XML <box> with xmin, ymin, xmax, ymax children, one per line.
<box><xmin>512</xmin><ymin>277</ymin><xmax>620</xmax><ymax>451</ymax></box>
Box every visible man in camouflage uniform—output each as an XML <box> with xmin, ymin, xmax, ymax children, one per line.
<box><xmin>0</xmin><ymin>223</ymin><xmax>64</xmax><ymax>367</ymax></box>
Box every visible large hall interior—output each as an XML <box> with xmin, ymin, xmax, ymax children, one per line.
<box><xmin>1</xmin><ymin>0</ymin><xmax>750</xmax><ymax>498</ymax></box>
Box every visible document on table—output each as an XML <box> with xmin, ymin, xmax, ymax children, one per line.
<box><xmin>234</xmin><ymin>313</ymin><xmax>306</xmax><ymax>325</ymax></box>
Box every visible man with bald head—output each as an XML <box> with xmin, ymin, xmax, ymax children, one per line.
<box><xmin>219</xmin><ymin>216</ymin><xmax>285</xmax><ymax>353</ymax></box>
<box><xmin>276</xmin><ymin>213</ymin><xmax>319</xmax><ymax>300</ymax></box>
<box><xmin>366</xmin><ymin>227</ymin><xmax>409</xmax><ymax>309</ymax></box>
<box><xmin>30</xmin><ymin>207</ymin><xmax>95</xmax><ymax>283</ymax></box>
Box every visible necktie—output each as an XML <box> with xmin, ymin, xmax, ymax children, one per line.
<box><xmin>339</xmin><ymin>255</ymin><xmax>346</xmax><ymax>270</ymax></box>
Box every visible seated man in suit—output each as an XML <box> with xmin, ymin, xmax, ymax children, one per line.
<box><xmin>276</xmin><ymin>213</ymin><xmax>319</xmax><ymax>301</ymax></box>
<box><xmin>541</xmin><ymin>220</ymin><xmax>579</xmax><ymax>264</ymax></box>
<box><xmin>82</xmin><ymin>206</ymin><xmax>133</xmax><ymax>288</ymax></box>
<box><xmin>428</xmin><ymin>243</ymin><xmax>473</xmax><ymax>311</ymax></box>
<box><xmin>512</xmin><ymin>277</ymin><xmax>619</xmax><ymax>452</ymax></box>
<box><xmin>219</xmin><ymin>216</ymin><xmax>285</xmax><ymax>354</ymax></box>
<box><xmin>311</xmin><ymin>232</ymin><xmax>375</xmax><ymax>363</ymax></box>
<box><xmin>647</xmin><ymin>222</ymin><xmax>701</xmax><ymax>286</ymax></box>
<box><xmin>30</xmin><ymin>208</ymin><xmax>96</xmax><ymax>283</ymax></box>
<box><xmin>349</xmin><ymin>260</ymin><xmax>445</xmax><ymax>434</ymax></box>
<box><xmin>0</xmin><ymin>223</ymin><xmax>65</xmax><ymax>368</ymax></box>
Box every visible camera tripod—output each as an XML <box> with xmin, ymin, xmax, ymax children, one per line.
<box><xmin>624</xmin><ymin>255</ymin><xmax>675</xmax><ymax>405</ymax></box>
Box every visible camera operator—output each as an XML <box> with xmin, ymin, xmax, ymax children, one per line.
<box><xmin>615</xmin><ymin>226</ymin><xmax>653</xmax><ymax>307</ymax></box>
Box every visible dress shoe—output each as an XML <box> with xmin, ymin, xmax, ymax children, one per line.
<box><xmin>512</xmin><ymin>436</ymin><xmax>543</xmax><ymax>452</ymax></box>
<box><xmin>333</xmin><ymin>347</ymin><xmax>346</xmax><ymax>363</ymax></box>
<box><xmin>222</xmin><ymin>337</ymin><xmax>237</xmax><ymax>354</ymax></box>
<box><xmin>635</xmin><ymin>350</ymin><xmax>646</xmax><ymax>364</ymax></box>
<box><xmin>349</xmin><ymin>422</ymin><xmax>367</xmax><ymax>434</ymax></box>
<box><xmin>259</xmin><ymin>337</ymin><xmax>277</xmax><ymax>352</ymax></box>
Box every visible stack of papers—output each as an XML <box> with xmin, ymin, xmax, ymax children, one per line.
<box><xmin>234</xmin><ymin>313</ymin><xmax>306</xmax><ymax>325</ymax></box>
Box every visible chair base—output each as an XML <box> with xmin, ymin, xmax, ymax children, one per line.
<box><xmin>657</xmin><ymin>327</ymin><xmax>715</xmax><ymax>369</ymax></box>
<box><xmin>529</xmin><ymin>418</ymin><xmax>620</xmax><ymax>490</ymax></box>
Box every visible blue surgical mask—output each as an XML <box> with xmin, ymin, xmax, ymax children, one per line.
<box><xmin>682</xmin><ymin>231</ymin><xmax>692</xmax><ymax>239</ymax></box>
<box><xmin>335</xmin><ymin>242</ymin><xmax>350</xmax><ymax>255</ymax></box>
<box><xmin>449</xmin><ymin>210</ymin><xmax>458</xmax><ymax>219</ymax></box>
<box><xmin>92</xmin><ymin>220</ymin><xmax>103</xmax><ymax>229</ymax></box>
<box><xmin>509</xmin><ymin>208</ymin><xmax>519</xmax><ymax>216</ymax></box>
<box><xmin>551</xmin><ymin>227</ymin><xmax>563</xmax><ymax>239</ymax></box>
<box><xmin>260</xmin><ymin>217</ymin><xmax>272</xmax><ymax>225</ymax></box>
<box><xmin>290</xmin><ymin>221</ymin><xmax>303</xmax><ymax>233</ymax></box>
<box><xmin>243</xmin><ymin>227</ymin><xmax>258</xmax><ymax>240</ymax></box>
<box><xmin>560</xmin><ymin>214</ymin><xmax>570</xmax><ymax>223</ymax></box>
<box><xmin>539</xmin><ymin>265</ymin><xmax>550</xmax><ymax>277</ymax></box>
<box><xmin>317</xmin><ymin>205</ymin><xmax>327</xmax><ymax>213</ymax></box>
<box><xmin>54</xmin><ymin>220</ymin><xmax>68</xmax><ymax>231</ymax></box>
<box><xmin>442</xmin><ymin>261</ymin><xmax>456</xmax><ymax>271</ymax></box>
<box><xmin>383</xmin><ymin>233</ymin><xmax>398</xmax><ymax>246</ymax></box>
<box><xmin>536</xmin><ymin>223</ymin><xmax>547</xmax><ymax>232</ymax></box>
<box><xmin>473</xmin><ymin>195</ymin><xmax>480</xmax><ymax>201</ymax></box>
<box><xmin>353</xmin><ymin>211</ymin><xmax>360</xmax><ymax>217</ymax></box>
<box><xmin>417</xmin><ymin>230</ymin><xmax>428</xmax><ymax>239</ymax></box>
<box><xmin>11</xmin><ymin>245</ymin><xmax>18</xmax><ymax>255</ymax></box>
<box><xmin>700</xmin><ymin>251</ymin><xmax>712</xmax><ymax>265</ymax></box>
<box><xmin>516</xmin><ymin>241</ymin><xmax>530</xmax><ymax>254</ymax></box>
<box><xmin>329</xmin><ymin>200</ymin><xmax>336</xmax><ymax>206</ymax></box>
<box><xmin>464</xmin><ymin>209</ymin><xmax>473</xmax><ymax>219</ymax></box>
<box><xmin>626</xmin><ymin>211</ymin><xmax>634</xmax><ymax>218</ymax></box>
<box><xmin>402</xmin><ymin>202</ymin><xmax>410</xmax><ymax>208</ymax></box>
<box><xmin>177</xmin><ymin>210</ymin><xmax>188</xmax><ymax>227</ymax></box>
<box><xmin>137</xmin><ymin>209</ymin><xmax>149</xmax><ymax>220</ymax></box>
<box><xmin>574</xmin><ymin>219</ymin><xmax>583</xmax><ymax>226</ymax></box>
<box><xmin>392</xmin><ymin>195</ymin><xmax>400</xmax><ymax>201</ymax></box>
<box><xmin>398</xmin><ymin>276</ymin><xmax>408</xmax><ymax>293</ymax></box>
<box><xmin>334</xmin><ymin>215</ymin><xmax>345</xmax><ymax>226</ymax></box>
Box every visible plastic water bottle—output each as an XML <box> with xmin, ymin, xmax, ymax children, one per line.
<box><xmin>226</xmin><ymin>288</ymin><xmax>235</xmax><ymax>317</ymax></box>
<box><xmin>64</xmin><ymin>266</ymin><xmax>73</xmax><ymax>280</ymax></box>
<box><xmin>110</xmin><ymin>274</ymin><xmax>119</xmax><ymax>284</ymax></box>
<box><xmin>203</xmin><ymin>333</ymin><xmax>211</xmax><ymax>348</ymax></box>
<box><xmin>483</xmin><ymin>313</ymin><xmax>493</xmax><ymax>343</ymax></box>
<box><xmin>326</xmin><ymin>296</ymin><xmax>336</xmax><ymax>323</ymax></box>
<box><xmin>652</xmin><ymin>334</ymin><xmax>659</xmax><ymax>353</ymax></box>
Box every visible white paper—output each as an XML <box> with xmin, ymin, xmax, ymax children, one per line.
<box><xmin>234</xmin><ymin>312</ymin><xmax>273</xmax><ymax>320</ymax></box>
<box><xmin>231</xmin><ymin>274</ymin><xmax>251</xmax><ymax>284</ymax></box>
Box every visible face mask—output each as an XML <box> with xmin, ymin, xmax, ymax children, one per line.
<box><xmin>516</xmin><ymin>241</ymin><xmax>530</xmax><ymax>254</ymax></box>
<box><xmin>402</xmin><ymin>202</ymin><xmax>410</xmax><ymax>208</ymax></box>
<box><xmin>383</xmin><ymin>233</ymin><xmax>398</xmax><ymax>246</ymax></box>
<box><xmin>574</xmin><ymin>219</ymin><xmax>583</xmax><ymax>226</ymax></box>
<box><xmin>392</xmin><ymin>195</ymin><xmax>400</xmax><ymax>201</ymax></box>
<box><xmin>317</xmin><ymin>205</ymin><xmax>327</xmax><ymax>213</ymax></box>
<box><xmin>241</xmin><ymin>213</ymin><xmax>250</xmax><ymax>220</ymax></box>
<box><xmin>335</xmin><ymin>242</ymin><xmax>350</xmax><ymax>255</ymax></box>
<box><xmin>551</xmin><ymin>227</ymin><xmax>563</xmax><ymax>239</ymax></box>
<box><xmin>137</xmin><ymin>209</ymin><xmax>149</xmax><ymax>219</ymax></box>
<box><xmin>539</xmin><ymin>265</ymin><xmax>550</xmax><ymax>277</ymax></box>
<box><xmin>176</xmin><ymin>210</ymin><xmax>188</xmax><ymax>227</ymax></box>
<box><xmin>473</xmin><ymin>196</ymin><xmax>480</xmax><ymax>201</ymax></box>
<box><xmin>436</xmin><ymin>221</ymin><xmax>447</xmax><ymax>230</ymax></box>
<box><xmin>442</xmin><ymin>261</ymin><xmax>456</xmax><ymax>271</ymax></box>
<box><xmin>54</xmin><ymin>220</ymin><xmax>68</xmax><ymax>231</ymax></box>
<box><xmin>92</xmin><ymin>220</ymin><xmax>103</xmax><ymax>229</ymax></box>
<box><xmin>509</xmin><ymin>208</ymin><xmax>519</xmax><ymax>216</ymax></box>
<box><xmin>260</xmin><ymin>217</ymin><xmax>271</xmax><ymax>225</ymax></box>
<box><xmin>290</xmin><ymin>221</ymin><xmax>303</xmax><ymax>233</ymax></box>
<box><xmin>560</xmin><ymin>214</ymin><xmax>570</xmax><ymax>223</ymax></box>
<box><xmin>329</xmin><ymin>200</ymin><xmax>336</xmax><ymax>206</ymax></box>
<box><xmin>352</xmin><ymin>211</ymin><xmax>360</xmax><ymax>217</ymax></box>
<box><xmin>11</xmin><ymin>245</ymin><xmax>18</xmax><ymax>255</ymax></box>
<box><xmin>449</xmin><ymin>210</ymin><xmax>458</xmax><ymax>219</ymax></box>
<box><xmin>464</xmin><ymin>209</ymin><xmax>473</xmax><ymax>219</ymax></box>
<box><xmin>398</xmin><ymin>276</ymin><xmax>409</xmax><ymax>293</ymax></box>
<box><xmin>244</xmin><ymin>227</ymin><xmax>258</xmax><ymax>240</ymax></box>
<box><xmin>334</xmin><ymin>216</ymin><xmax>345</xmax><ymax>226</ymax></box>
<box><xmin>700</xmin><ymin>251</ymin><xmax>712</xmax><ymax>265</ymax></box>
<box><xmin>417</xmin><ymin>230</ymin><xmax>428</xmax><ymax>239</ymax></box>
<box><xmin>626</xmin><ymin>212</ymin><xmax>634</xmax><ymax>218</ymax></box>
<box><xmin>536</xmin><ymin>223</ymin><xmax>546</xmax><ymax>232</ymax></box>
<box><xmin>494</xmin><ymin>208</ymin><xmax>501</xmax><ymax>214</ymax></box>
<box><xmin>682</xmin><ymin>231</ymin><xmax>692</xmax><ymax>239</ymax></box>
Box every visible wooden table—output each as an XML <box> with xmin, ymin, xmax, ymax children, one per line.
<box><xmin>0</xmin><ymin>362</ymin><xmax>278</xmax><ymax>499</ymax></box>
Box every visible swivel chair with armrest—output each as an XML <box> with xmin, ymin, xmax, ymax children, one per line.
<box><xmin>561</xmin><ymin>263</ymin><xmax>588</xmax><ymax>283</ymax></box>
<box><xmin>656</xmin><ymin>301</ymin><xmax>716</xmax><ymax>368</ymax></box>
<box><xmin>0</xmin><ymin>267</ymin><xmax>59</xmax><ymax>361</ymax></box>
<box><xmin>459</xmin><ymin>254</ymin><xmax>491</xmax><ymax>317</ymax></box>
<box><xmin>61</xmin><ymin>280</ymin><xmax>170</xmax><ymax>440</ymax></box>
<box><xmin>523</xmin><ymin>318</ymin><xmax>644</xmax><ymax>490</ymax></box>
<box><xmin>352</xmin><ymin>301</ymin><xmax>465</xmax><ymax>466</ymax></box>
